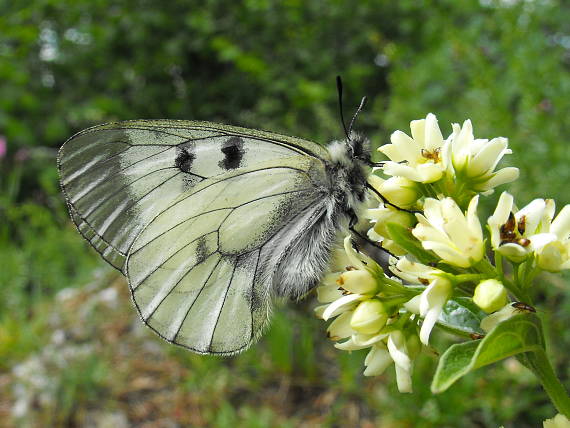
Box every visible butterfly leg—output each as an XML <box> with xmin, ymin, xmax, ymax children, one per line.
<box><xmin>347</xmin><ymin>211</ymin><xmax>392</xmax><ymax>272</ymax></box>
<box><xmin>365</xmin><ymin>183</ymin><xmax>420</xmax><ymax>214</ymax></box>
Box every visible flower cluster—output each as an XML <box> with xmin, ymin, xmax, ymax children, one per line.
<box><xmin>375</xmin><ymin>113</ymin><xmax>519</xmax><ymax>209</ymax></box>
<box><xmin>315</xmin><ymin>238</ymin><xmax>421</xmax><ymax>392</ymax></box>
<box><xmin>316</xmin><ymin>113</ymin><xmax>570</xmax><ymax>397</ymax></box>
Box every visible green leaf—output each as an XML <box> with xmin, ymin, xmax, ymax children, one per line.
<box><xmin>436</xmin><ymin>297</ymin><xmax>486</xmax><ymax>337</ymax></box>
<box><xmin>386</xmin><ymin>222</ymin><xmax>439</xmax><ymax>265</ymax></box>
<box><xmin>431</xmin><ymin>313</ymin><xmax>544</xmax><ymax>393</ymax></box>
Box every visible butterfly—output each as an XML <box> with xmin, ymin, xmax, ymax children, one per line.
<box><xmin>58</xmin><ymin>83</ymin><xmax>389</xmax><ymax>355</ymax></box>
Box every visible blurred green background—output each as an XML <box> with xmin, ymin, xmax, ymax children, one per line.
<box><xmin>2</xmin><ymin>0</ymin><xmax>570</xmax><ymax>426</ymax></box>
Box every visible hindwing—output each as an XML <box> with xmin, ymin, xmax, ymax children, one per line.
<box><xmin>126</xmin><ymin>157</ymin><xmax>330</xmax><ymax>354</ymax></box>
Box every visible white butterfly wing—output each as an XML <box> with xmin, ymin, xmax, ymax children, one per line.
<box><xmin>127</xmin><ymin>156</ymin><xmax>329</xmax><ymax>354</ymax></box>
<box><xmin>58</xmin><ymin>120</ymin><xmax>329</xmax><ymax>272</ymax></box>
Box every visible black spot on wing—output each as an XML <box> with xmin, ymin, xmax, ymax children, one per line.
<box><xmin>195</xmin><ymin>236</ymin><xmax>208</xmax><ymax>264</ymax></box>
<box><xmin>175</xmin><ymin>146</ymin><xmax>196</xmax><ymax>173</ymax></box>
<box><xmin>219</xmin><ymin>136</ymin><xmax>245</xmax><ymax>170</ymax></box>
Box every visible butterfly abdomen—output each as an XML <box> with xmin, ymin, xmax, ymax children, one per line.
<box><xmin>271</xmin><ymin>205</ymin><xmax>338</xmax><ymax>299</ymax></box>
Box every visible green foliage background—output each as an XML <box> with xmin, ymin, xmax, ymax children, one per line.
<box><xmin>1</xmin><ymin>0</ymin><xmax>570</xmax><ymax>426</ymax></box>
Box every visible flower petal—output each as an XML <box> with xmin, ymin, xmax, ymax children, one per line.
<box><xmin>387</xmin><ymin>330</ymin><xmax>411</xmax><ymax>372</ymax></box>
<box><xmin>364</xmin><ymin>344</ymin><xmax>393</xmax><ymax>376</ymax></box>
<box><xmin>322</xmin><ymin>293</ymin><xmax>362</xmax><ymax>321</ymax></box>
<box><xmin>469</xmin><ymin>137</ymin><xmax>508</xmax><ymax>176</ymax></box>
<box><xmin>327</xmin><ymin>311</ymin><xmax>355</xmax><ymax>340</ymax></box>
<box><xmin>424</xmin><ymin>113</ymin><xmax>445</xmax><ymax>151</ymax></box>
<box><xmin>552</xmin><ymin>205</ymin><xmax>570</xmax><ymax>239</ymax></box>
<box><xmin>395</xmin><ymin>364</ymin><xmax>413</xmax><ymax>393</ymax></box>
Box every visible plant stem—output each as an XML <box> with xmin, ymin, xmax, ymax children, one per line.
<box><xmin>494</xmin><ymin>252</ymin><xmax>504</xmax><ymax>277</ymax></box>
<box><xmin>453</xmin><ymin>273</ymin><xmax>490</xmax><ymax>284</ymax></box>
<box><xmin>518</xmin><ymin>350</ymin><xmax>570</xmax><ymax>417</ymax></box>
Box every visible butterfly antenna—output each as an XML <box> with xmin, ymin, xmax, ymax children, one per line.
<box><xmin>336</xmin><ymin>76</ymin><xmax>350</xmax><ymax>140</ymax></box>
<box><xmin>348</xmin><ymin>96</ymin><xmax>368</xmax><ymax>135</ymax></box>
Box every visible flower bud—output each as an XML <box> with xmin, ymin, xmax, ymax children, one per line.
<box><xmin>372</xmin><ymin>207</ymin><xmax>416</xmax><ymax>239</ymax></box>
<box><xmin>337</xmin><ymin>269</ymin><xmax>378</xmax><ymax>294</ymax></box>
<box><xmin>473</xmin><ymin>279</ymin><xmax>508</xmax><ymax>313</ymax></box>
<box><xmin>369</xmin><ymin>175</ymin><xmax>419</xmax><ymax>208</ymax></box>
<box><xmin>350</xmin><ymin>299</ymin><xmax>388</xmax><ymax>334</ymax></box>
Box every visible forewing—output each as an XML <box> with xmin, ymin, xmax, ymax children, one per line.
<box><xmin>58</xmin><ymin>120</ymin><xmax>329</xmax><ymax>272</ymax></box>
<box><xmin>126</xmin><ymin>157</ymin><xmax>327</xmax><ymax>354</ymax></box>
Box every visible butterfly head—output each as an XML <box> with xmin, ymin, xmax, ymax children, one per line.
<box><xmin>346</xmin><ymin>131</ymin><xmax>371</xmax><ymax>164</ymax></box>
<box><xmin>326</xmin><ymin>131</ymin><xmax>371</xmax><ymax>212</ymax></box>
<box><xmin>326</xmin><ymin>132</ymin><xmax>370</xmax><ymax>167</ymax></box>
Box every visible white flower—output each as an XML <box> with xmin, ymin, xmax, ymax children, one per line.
<box><xmin>472</xmin><ymin>279</ymin><xmax>508</xmax><ymax>313</ymax></box>
<box><xmin>341</xmin><ymin>328</ymin><xmax>419</xmax><ymax>393</ymax></box>
<box><xmin>448</xmin><ymin>119</ymin><xmax>519</xmax><ymax>194</ymax></box>
<box><xmin>315</xmin><ymin>236</ymin><xmax>382</xmax><ymax>318</ymax></box>
<box><xmin>412</xmin><ymin>196</ymin><xmax>484</xmax><ymax>267</ymax></box>
<box><xmin>390</xmin><ymin>256</ymin><xmax>436</xmax><ymax>283</ymax></box>
<box><xmin>395</xmin><ymin>257</ymin><xmax>452</xmax><ymax>345</ymax></box>
<box><xmin>543</xmin><ymin>413</ymin><xmax>570</xmax><ymax>428</ymax></box>
<box><xmin>418</xmin><ymin>277</ymin><xmax>452</xmax><ymax>345</ymax></box>
<box><xmin>536</xmin><ymin>205</ymin><xmax>570</xmax><ymax>272</ymax></box>
<box><xmin>488</xmin><ymin>192</ymin><xmax>564</xmax><ymax>264</ymax></box>
<box><xmin>378</xmin><ymin>113</ymin><xmax>447</xmax><ymax>183</ymax></box>
<box><xmin>363</xmin><ymin>342</ymin><xmax>393</xmax><ymax>376</ymax></box>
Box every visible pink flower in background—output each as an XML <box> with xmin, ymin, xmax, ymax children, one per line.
<box><xmin>0</xmin><ymin>136</ymin><xmax>6</xmax><ymax>159</ymax></box>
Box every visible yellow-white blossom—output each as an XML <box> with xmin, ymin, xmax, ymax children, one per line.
<box><xmin>394</xmin><ymin>257</ymin><xmax>452</xmax><ymax>345</ymax></box>
<box><xmin>413</xmin><ymin>196</ymin><xmax>484</xmax><ymax>267</ymax></box>
<box><xmin>448</xmin><ymin>119</ymin><xmax>519</xmax><ymax>194</ymax></box>
<box><xmin>363</xmin><ymin>342</ymin><xmax>392</xmax><ymax>376</ymax></box>
<box><xmin>472</xmin><ymin>279</ymin><xmax>508</xmax><ymax>313</ymax></box>
<box><xmin>543</xmin><ymin>413</ymin><xmax>570</xmax><ymax>428</ymax></box>
<box><xmin>536</xmin><ymin>204</ymin><xmax>570</xmax><ymax>272</ymax></box>
<box><xmin>378</xmin><ymin>113</ymin><xmax>447</xmax><ymax>183</ymax></box>
<box><xmin>418</xmin><ymin>277</ymin><xmax>452</xmax><ymax>345</ymax></box>
<box><xmin>488</xmin><ymin>192</ymin><xmax>569</xmax><ymax>265</ymax></box>
<box><xmin>337</xmin><ymin>327</ymin><xmax>419</xmax><ymax>393</ymax></box>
